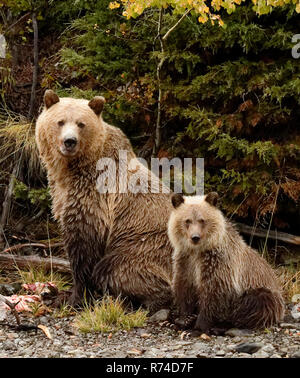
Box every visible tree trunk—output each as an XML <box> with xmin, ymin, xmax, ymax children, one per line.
<box><xmin>152</xmin><ymin>8</ymin><xmax>164</xmax><ymax>157</ymax></box>
<box><xmin>28</xmin><ymin>12</ymin><xmax>38</xmax><ymax>119</ymax></box>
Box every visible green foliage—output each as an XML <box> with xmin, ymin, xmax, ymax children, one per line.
<box><xmin>1</xmin><ymin>0</ymin><xmax>300</xmax><ymax>233</ymax></box>
<box><xmin>14</xmin><ymin>179</ymin><xmax>51</xmax><ymax>211</ymax></box>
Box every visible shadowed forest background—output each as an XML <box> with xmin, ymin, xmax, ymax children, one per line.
<box><xmin>0</xmin><ymin>0</ymin><xmax>299</xmax><ymax>275</ymax></box>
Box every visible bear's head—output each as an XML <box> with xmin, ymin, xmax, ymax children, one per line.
<box><xmin>35</xmin><ymin>90</ymin><xmax>106</xmax><ymax>164</ymax></box>
<box><xmin>168</xmin><ymin>192</ymin><xmax>226</xmax><ymax>252</ymax></box>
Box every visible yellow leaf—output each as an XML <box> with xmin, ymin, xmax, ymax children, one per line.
<box><xmin>296</xmin><ymin>2</ymin><xmax>300</xmax><ymax>12</ymax></box>
<box><xmin>38</xmin><ymin>324</ymin><xmax>52</xmax><ymax>340</ymax></box>
<box><xmin>109</xmin><ymin>1</ymin><xmax>120</xmax><ymax>9</ymax></box>
<box><xmin>198</xmin><ymin>15</ymin><xmax>208</xmax><ymax>23</ymax></box>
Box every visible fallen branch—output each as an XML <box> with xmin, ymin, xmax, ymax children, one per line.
<box><xmin>0</xmin><ymin>254</ymin><xmax>71</xmax><ymax>274</ymax></box>
<box><xmin>1</xmin><ymin>242</ymin><xmax>64</xmax><ymax>254</ymax></box>
<box><xmin>236</xmin><ymin>222</ymin><xmax>300</xmax><ymax>246</ymax></box>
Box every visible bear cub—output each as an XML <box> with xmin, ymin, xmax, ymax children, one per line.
<box><xmin>168</xmin><ymin>192</ymin><xmax>285</xmax><ymax>333</ymax></box>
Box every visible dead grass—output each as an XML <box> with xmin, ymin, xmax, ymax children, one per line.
<box><xmin>74</xmin><ymin>295</ymin><xmax>148</xmax><ymax>334</ymax></box>
<box><xmin>0</xmin><ymin>110</ymin><xmax>43</xmax><ymax>180</ymax></box>
<box><xmin>277</xmin><ymin>264</ymin><xmax>300</xmax><ymax>302</ymax></box>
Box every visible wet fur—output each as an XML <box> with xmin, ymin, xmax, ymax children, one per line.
<box><xmin>36</xmin><ymin>95</ymin><xmax>173</xmax><ymax>310</ymax></box>
<box><xmin>168</xmin><ymin>195</ymin><xmax>285</xmax><ymax>332</ymax></box>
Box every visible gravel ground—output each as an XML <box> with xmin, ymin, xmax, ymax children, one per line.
<box><xmin>0</xmin><ymin>312</ymin><xmax>300</xmax><ymax>358</ymax></box>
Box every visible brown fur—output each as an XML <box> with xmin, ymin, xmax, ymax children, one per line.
<box><xmin>35</xmin><ymin>91</ymin><xmax>173</xmax><ymax>310</ymax></box>
<box><xmin>168</xmin><ymin>193</ymin><xmax>285</xmax><ymax>332</ymax></box>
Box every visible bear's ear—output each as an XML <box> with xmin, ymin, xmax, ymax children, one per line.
<box><xmin>171</xmin><ymin>193</ymin><xmax>184</xmax><ymax>209</ymax></box>
<box><xmin>44</xmin><ymin>90</ymin><xmax>59</xmax><ymax>109</ymax></box>
<box><xmin>88</xmin><ymin>96</ymin><xmax>106</xmax><ymax>116</ymax></box>
<box><xmin>205</xmin><ymin>192</ymin><xmax>219</xmax><ymax>207</ymax></box>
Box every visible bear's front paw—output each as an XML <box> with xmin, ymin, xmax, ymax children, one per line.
<box><xmin>194</xmin><ymin>315</ymin><xmax>212</xmax><ymax>334</ymax></box>
<box><xmin>66</xmin><ymin>288</ymin><xmax>86</xmax><ymax>309</ymax></box>
<box><xmin>174</xmin><ymin>314</ymin><xmax>197</xmax><ymax>329</ymax></box>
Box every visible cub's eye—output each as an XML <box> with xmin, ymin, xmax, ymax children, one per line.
<box><xmin>185</xmin><ymin>219</ymin><xmax>192</xmax><ymax>226</ymax></box>
<box><xmin>77</xmin><ymin>122</ymin><xmax>85</xmax><ymax>129</ymax></box>
<box><xmin>58</xmin><ymin>120</ymin><xmax>65</xmax><ymax>127</ymax></box>
<box><xmin>198</xmin><ymin>219</ymin><xmax>205</xmax><ymax>225</ymax></box>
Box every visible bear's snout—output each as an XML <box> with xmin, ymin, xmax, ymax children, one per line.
<box><xmin>64</xmin><ymin>137</ymin><xmax>77</xmax><ymax>151</ymax></box>
<box><xmin>191</xmin><ymin>234</ymin><xmax>201</xmax><ymax>244</ymax></box>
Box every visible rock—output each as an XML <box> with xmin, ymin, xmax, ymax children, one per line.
<box><xmin>262</xmin><ymin>343</ymin><xmax>275</xmax><ymax>353</ymax></box>
<box><xmin>291</xmin><ymin>294</ymin><xmax>300</xmax><ymax>303</ymax></box>
<box><xmin>225</xmin><ymin>328</ymin><xmax>253</xmax><ymax>337</ymax></box>
<box><xmin>234</xmin><ymin>342</ymin><xmax>263</xmax><ymax>354</ymax></box>
<box><xmin>191</xmin><ymin>342</ymin><xmax>210</xmax><ymax>352</ymax></box>
<box><xmin>176</xmin><ymin>341</ymin><xmax>193</xmax><ymax>346</ymax></box>
<box><xmin>2</xmin><ymin>340</ymin><xmax>15</xmax><ymax>350</ymax></box>
<box><xmin>291</xmin><ymin>351</ymin><xmax>300</xmax><ymax>358</ymax></box>
<box><xmin>200</xmin><ymin>333</ymin><xmax>211</xmax><ymax>341</ymax></box>
<box><xmin>216</xmin><ymin>350</ymin><xmax>226</xmax><ymax>356</ymax></box>
<box><xmin>196</xmin><ymin>353</ymin><xmax>209</xmax><ymax>358</ymax></box>
<box><xmin>291</xmin><ymin>303</ymin><xmax>300</xmax><ymax>320</ymax></box>
<box><xmin>253</xmin><ymin>350</ymin><xmax>269</xmax><ymax>358</ymax></box>
<box><xmin>280</xmin><ymin>323</ymin><xmax>300</xmax><ymax>330</ymax></box>
<box><xmin>270</xmin><ymin>354</ymin><xmax>282</xmax><ymax>358</ymax></box>
<box><xmin>236</xmin><ymin>352</ymin><xmax>252</xmax><ymax>358</ymax></box>
<box><xmin>149</xmin><ymin>309</ymin><xmax>170</xmax><ymax>323</ymax></box>
<box><xmin>171</xmin><ymin>345</ymin><xmax>182</xmax><ymax>351</ymax></box>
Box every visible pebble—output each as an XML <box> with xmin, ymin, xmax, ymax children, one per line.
<box><xmin>270</xmin><ymin>354</ymin><xmax>282</xmax><ymax>358</ymax></box>
<box><xmin>2</xmin><ymin>341</ymin><xmax>15</xmax><ymax>350</ymax></box>
<box><xmin>234</xmin><ymin>342</ymin><xmax>262</xmax><ymax>354</ymax></box>
<box><xmin>197</xmin><ymin>353</ymin><xmax>209</xmax><ymax>358</ymax></box>
<box><xmin>148</xmin><ymin>309</ymin><xmax>170</xmax><ymax>322</ymax></box>
<box><xmin>280</xmin><ymin>323</ymin><xmax>300</xmax><ymax>330</ymax></box>
<box><xmin>225</xmin><ymin>328</ymin><xmax>253</xmax><ymax>337</ymax></box>
<box><xmin>262</xmin><ymin>344</ymin><xmax>275</xmax><ymax>353</ymax></box>
<box><xmin>253</xmin><ymin>350</ymin><xmax>269</xmax><ymax>358</ymax></box>
<box><xmin>0</xmin><ymin>309</ymin><xmax>299</xmax><ymax>358</ymax></box>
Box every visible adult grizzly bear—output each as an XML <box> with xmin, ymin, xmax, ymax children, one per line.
<box><xmin>35</xmin><ymin>90</ymin><xmax>173</xmax><ymax>310</ymax></box>
<box><xmin>168</xmin><ymin>193</ymin><xmax>285</xmax><ymax>332</ymax></box>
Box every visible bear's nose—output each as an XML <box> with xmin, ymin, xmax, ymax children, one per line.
<box><xmin>191</xmin><ymin>235</ymin><xmax>201</xmax><ymax>244</ymax></box>
<box><xmin>64</xmin><ymin>137</ymin><xmax>77</xmax><ymax>150</ymax></box>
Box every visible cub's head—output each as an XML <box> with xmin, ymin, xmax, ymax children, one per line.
<box><xmin>35</xmin><ymin>90</ymin><xmax>106</xmax><ymax>162</ymax></box>
<box><xmin>168</xmin><ymin>192</ymin><xmax>226</xmax><ymax>252</ymax></box>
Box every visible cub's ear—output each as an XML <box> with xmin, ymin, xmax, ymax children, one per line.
<box><xmin>44</xmin><ymin>90</ymin><xmax>59</xmax><ymax>109</ymax></box>
<box><xmin>88</xmin><ymin>96</ymin><xmax>106</xmax><ymax>116</ymax></box>
<box><xmin>171</xmin><ymin>193</ymin><xmax>184</xmax><ymax>209</ymax></box>
<box><xmin>205</xmin><ymin>192</ymin><xmax>219</xmax><ymax>207</ymax></box>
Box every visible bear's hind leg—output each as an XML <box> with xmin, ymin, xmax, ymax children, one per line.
<box><xmin>92</xmin><ymin>252</ymin><xmax>172</xmax><ymax>312</ymax></box>
<box><xmin>232</xmin><ymin>287</ymin><xmax>285</xmax><ymax>329</ymax></box>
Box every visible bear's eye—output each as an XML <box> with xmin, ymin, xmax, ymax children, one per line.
<box><xmin>77</xmin><ymin>122</ymin><xmax>85</xmax><ymax>129</ymax></box>
<box><xmin>198</xmin><ymin>219</ymin><xmax>205</xmax><ymax>225</ymax></box>
<box><xmin>185</xmin><ymin>219</ymin><xmax>192</xmax><ymax>226</ymax></box>
<box><xmin>58</xmin><ymin>120</ymin><xmax>65</xmax><ymax>127</ymax></box>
